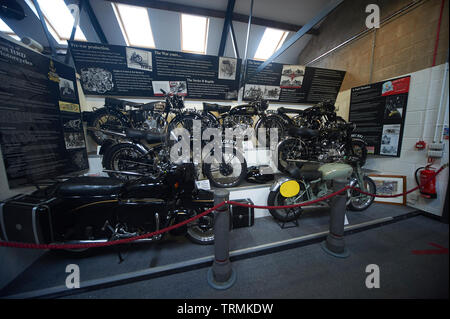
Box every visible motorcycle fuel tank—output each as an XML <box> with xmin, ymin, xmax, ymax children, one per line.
<box><xmin>318</xmin><ymin>163</ymin><xmax>352</xmax><ymax>181</ymax></box>
<box><xmin>229</xmin><ymin>104</ymin><xmax>256</xmax><ymax>116</ymax></box>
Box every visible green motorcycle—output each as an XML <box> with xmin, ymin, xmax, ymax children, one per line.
<box><xmin>267</xmin><ymin>162</ymin><xmax>376</xmax><ymax>222</ymax></box>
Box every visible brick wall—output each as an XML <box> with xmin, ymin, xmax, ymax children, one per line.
<box><xmin>298</xmin><ymin>0</ymin><xmax>449</xmax><ymax>91</ymax></box>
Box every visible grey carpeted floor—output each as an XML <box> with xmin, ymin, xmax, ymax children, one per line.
<box><xmin>0</xmin><ymin>204</ymin><xmax>447</xmax><ymax>298</ymax></box>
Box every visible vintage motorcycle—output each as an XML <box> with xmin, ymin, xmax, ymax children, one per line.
<box><xmin>85</xmin><ymin>91</ymin><xmax>185</xmax><ymax>145</ymax></box>
<box><xmin>267</xmin><ymin>161</ymin><xmax>376</xmax><ymax>222</ymax></box>
<box><xmin>0</xmin><ymin>163</ymin><xmax>216</xmax><ymax>251</ymax></box>
<box><xmin>276</xmin><ymin>119</ymin><xmax>368</xmax><ymax>173</ymax></box>
<box><xmin>99</xmin><ymin>123</ymin><xmax>248</xmax><ymax>188</ymax></box>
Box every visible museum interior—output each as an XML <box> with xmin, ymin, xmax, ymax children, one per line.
<box><xmin>0</xmin><ymin>0</ymin><xmax>448</xmax><ymax>301</ymax></box>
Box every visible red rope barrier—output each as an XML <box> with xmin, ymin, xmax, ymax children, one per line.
<box><xmin>0</xmin><ymin>164</ymin><xmax>446</xmax><ymax>250</ymax></box>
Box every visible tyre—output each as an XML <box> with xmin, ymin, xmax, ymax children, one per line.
<box><xmin>347</xmin><ymin>176</ymin><xmax>376</xmax><ymax>211</ymax></box>
<box><xmin>267</xmin><ymin>181</ymin><xmax>307</xmax><ymax>222</ymax></box>
<box><xmin>254</xmin><ymin>115</ymin><xmax>285</xmax><ymax>144</ymax></box>
<box><xmin>88</xmin><ymin>109</ymin><xmax>128</xmax><ymax>145</ymax></box>
<box><xmin>186</xmin><ymin>211</ymin><xmax>214</xmax><ymax>245</ymax></box>
<box><xmin>203</xmin><ymin>146</ymin><xmax>247</xmax><ymax>188</ymax></box>
<box><xmin>103</xmin><ymin>143</ymin><xmax>159</xmax><ymax>180</ymax></box>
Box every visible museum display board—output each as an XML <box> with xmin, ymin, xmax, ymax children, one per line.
<box><xmin>243</xmin><ymin>59</ymin><xmax>346</xmax><ymax>103</ymax></box>
<box><xmin>68</xmin><ymin>41</ymin><xmax>242</xmax><ymax>100</ymax></box>
<box><xmin>0</xmin><ymin>36</ymin><xmax>88</xmax><ymax>188</ymax></box>
<box><xmin>349</xmin><ymin>76</ymin><xmax>410</xmax><ymax>157</ymax></box>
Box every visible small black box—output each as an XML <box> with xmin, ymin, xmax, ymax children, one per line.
<box><xmin>0</xmin><ymin>195</ymin><xmax>60</xmax><ymax>244</ymax></box>
<box><xmin>230</xmin><ymin>198</ymin><xmax>254</xmax><ymax>229</ymax></box>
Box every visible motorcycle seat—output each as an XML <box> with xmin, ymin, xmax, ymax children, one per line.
<box><xmin>56</xmin><ymin>177</ymin><xmax>124</xmax><ymax>197</ymax></box>
<box><xmin>287</xmin><ymin>165</ymin><xmax>323</xmax><ymax>181</ymax></box>
<box><xmin>288</xmin><ymin>126</ymin><xmax>319</xmax><ymax>138</ymax></box>
<box><xmin>278</xmin><ymin>107</ymin><xmax>303</xmax><ymax>114</ymax></box>
<box><xmin>203</xmin><ymin>103</ymin><xmax>231</xmax><ymax>114</ymax></box>
<box><xmin>126</xmin><ymin>129</ymin><xmax>165</xmax><ymax>144</ymax></box>
<box><xmin>105</xmin><ymin>97</ymin><xmax>142</xmax><ymax>109</ymax></box>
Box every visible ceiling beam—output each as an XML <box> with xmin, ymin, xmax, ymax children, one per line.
<box><xmin>83</xmin><ymin>0</ymin><xmax>108</xmax><ymax>44</ymax></box>
<box><xmin>105</xmin><ymin>0</ymin><xmax>319</xmax><ymax>35</ymax></box>
<box><xmin>218</xmin><ymin>0</ymin><xmax>235</xmax><ymax>56</ymax></box>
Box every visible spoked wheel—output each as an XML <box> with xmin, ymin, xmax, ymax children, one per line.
<box><xmin>203</xmin><ymin>146</ymin><xmax>247</xmax><ymax>188</ymax></box>
<box><xmin>267</xmin><ymin>182</ymin><xmax>308</xmax><ymax>222</ymax></box>
<box><xmin>186</xmin><ymin>210</ymin><xmax>214</xmax><ymax>245</ymax></box>
<box><xmin>103</xmin><ymin>143</ymin><xmax>160</xmax><ymax>180</ymax></box>
<box><xmin>347</xmin><ymin>176</ymin><xmax>376</xmax><ymax>211</ymax></box>
<box><xmin>276</xmin><ymin>138</ymin><xmax>307</xmax><ymax>173</ymax></box>
<box><xmin>255</xmin><ymin>115</ymin><xmax>285</xmax><ymax>144</ymax></box>
<box><xmin>89</xmin><ymin>110</ymin><xmax>126</xmax><ymax>145</ymax></box>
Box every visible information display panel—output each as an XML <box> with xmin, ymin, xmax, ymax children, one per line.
<box><xmin>68</xmin><ymin>41</ymin><xmax>241</xmax><ymax>100</ymax></box>
<box><xmin>0</xmin><ymin>36</ymin><xmax>88</xmax><ymax>188</ymax></box>
<box><xmin>349</xmin><ymin>76</ymin><xmax>410</xmax><ymax>157</ymax></box>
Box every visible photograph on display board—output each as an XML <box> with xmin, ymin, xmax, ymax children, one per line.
<box><xmin>218</xmin><ymin>57</ymin><xmax>237</xmax><ymax>80</ymax></box>
<box><xmin>152</xmin><ymin>81</ymin><xmax>170</xmax><ymax>96</ymax></box>
<box><xmin>280</xmin><ymin>65</ymin><xmax>305</xmax><ymax>88</ymax></box>
<box><xmin>263</xmin><ymin>85</ymin><xmax>281</xmax><ymax>100</ymax></box>
<box><xmin>244</xmin><ymin>84</ymin><xmax>264</xmax><ymax>99</ymax></box>
<box><xmin>80</xmin><ymin>67</ymin><xmax>114</xmax><ymax>94</ymax></box>
<box><xmin>126</xmin><ymin>47</ymin><xmax>153</xmax><ymax>71</ymax></box>
<box><xmin>170</xmin><ymin>81</ymin><xmax>187</xmax><ymax>96</ymax></box>
<box><xmin>384</xmin><ymin>95</ymin><xmax>405</xmax><ymax>121</ymax></box>
<box><xmin>59</xmin><ymin>77</ymin><xmax>76</xmax><ymax>100</ymax></box>
<box><xmin>64</xmin><ymin>132</ymin><xmax>86</xmax><ymax>150</ymax></box>
<box><xmin>380</xmin><ymin>124</ymin><xmax>401</xmax><ymax>156</ymax></box>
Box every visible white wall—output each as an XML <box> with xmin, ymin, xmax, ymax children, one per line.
<box><xmin>336</xmin><ymin>63</ymin><xmax>449</xmax><ymax>216</ymax></box>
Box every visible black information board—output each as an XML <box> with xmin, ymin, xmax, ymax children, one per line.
<box><xmin>68</xmin><ymin>41</ymin><xmax>241</xmax><ymax>100</ymax></box>
<box><xmin>243</xmin><ymin>59</ymin><xmax>346</xmax><ymax>103</ymax></box>
<box><xmin>349</xmin><ymin>76</ymin><xmax>411</xmax><ymax>157</ymax></box>
<box><xmin>0</xmin><ymin>36</ymin><xmax>88</xmax><ymax>188</ymax></box>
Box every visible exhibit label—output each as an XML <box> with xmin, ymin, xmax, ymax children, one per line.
<box><xmin>349</xmin><ymin>76</ymin><xmax>410</xmax><ymax>157</ymax></box>
<box><xmin>0</xmin><ymin>36</ymin><xmax>88</xmax><ymax>188</ymax></box>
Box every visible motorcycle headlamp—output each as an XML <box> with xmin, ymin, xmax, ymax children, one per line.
<box><xmin>280</xmin><ymin>180</ymin><xmax>300</xmax><ymax>198</ymax></box>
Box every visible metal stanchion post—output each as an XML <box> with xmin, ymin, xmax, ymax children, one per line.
<box><xmin>321</xmin><ymin>178</ymin><xmax>350</xmax><ymax>258</ymax></box>
<box><xmin>207</xmin><ymin>189</ymin><xmax>236</xmax><ymax>290</ymax></box>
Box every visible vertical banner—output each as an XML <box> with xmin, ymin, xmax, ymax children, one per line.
<box><xmin>349</xmin><ymin>76</ymin><xmax>410</xmax><ymax>157</ymax></box>
<box><xmin>0</xmin><ymin>36</ymin><xmax>88</xmax><ymax>188</ymax></box>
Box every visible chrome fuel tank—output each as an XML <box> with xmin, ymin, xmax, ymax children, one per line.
<box><xmin>318</xmin><ymin>163</ymin><xmax>353</xmax><ymax>181</ymax></box>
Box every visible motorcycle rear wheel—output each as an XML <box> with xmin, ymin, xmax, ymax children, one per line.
<box><xmin>203</xmin><ymin>146</ymin><xmax>247</xmax><ymax>188</ymax></box>
<box><xmin>89</xmin><ymin>109</ymin><xmax>127</xmax><ymax>145</ymax></box>
<box><xmin>186</xmin><ymin>213</ymin><xmax>214</xmax><ymax>245</ymax></box>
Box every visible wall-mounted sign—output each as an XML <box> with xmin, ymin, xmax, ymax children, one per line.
<box><xmin>243</xmin><ymin>59</ymin><xmax>346</xmax><ymax>103</ymax></box>
<box><xmin>349</xmin><ymin>76</ymin><xmax>410</xmax><ymax>157</ymax></box>
<box><xmin>0</xmin><ymin>36</ymin><xmax>88</xmax><ymax>188</ymax></box>
<box><xmin>68</xmin><ymin>41</ymin><xmax>242</xmax><ymax>100</ymax></box>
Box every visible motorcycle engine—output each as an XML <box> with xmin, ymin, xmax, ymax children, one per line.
<box><xmin>317</xmin><ymin>140</ymin><xmax>345</xmax><ymax>162</ymax></box>
<box><xmin>224</xmin><ymin>115</ymin><xmax>253</xmax><ymax>130</ymax></box>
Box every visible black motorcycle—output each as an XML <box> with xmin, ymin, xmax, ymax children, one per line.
<box><xmin>85</xmin><ymin>92</ymin><xmax>185</xmax><ymax>145</ymax></box>
<box><xmin>276</xmin><ymin>119</ymin><xmax>368</xmax><ymax>173</ymax></box>
<box><xmin>0</xmin><ymin>163</ymin><xmax>215</xmax><ymax>252</ymax></box>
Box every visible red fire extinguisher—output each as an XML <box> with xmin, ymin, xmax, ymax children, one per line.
<box><xmin>415</xmin><ymin>165</ymin><xmax>437</xmax><ymax>199</ymax></box>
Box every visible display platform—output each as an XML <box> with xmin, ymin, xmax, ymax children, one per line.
<box><xmin>0</xmin><ymin>202</ymin><xmax>418</xmax><ymax>298</ymax></box>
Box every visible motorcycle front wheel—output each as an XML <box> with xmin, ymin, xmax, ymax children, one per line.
<box><xmin>267</xmin><ymin>182</ymin><xmax>308</xmax><ymax>222</ymax></box>
<box><xmin>203</xmin><ymin>146</ymin><xmax>247</xmax><ymax>188</ymax></box>
<box><xmin>254</xmin><ymin>115</ymin><xmax>285</xmax><ymax>144</ymax></box>
<box><xmin>186</xmin><ymin>210</ymin><xmax>214</xmax><ymax>245</ymax></box>
<box><xmin>347</xmin><ymin>176</ymin><xmax>376</xmax><ymax>211</ymax></box>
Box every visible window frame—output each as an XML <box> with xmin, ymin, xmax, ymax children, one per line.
<box><xmin>253</xmin><ymin>28</ymin><xmax>289</xmax><ymax>61</ymax></box>
<box><xmin>180</xmin><ymin>13</ymin><xmax>209</xmax><ymax>55</ymax></box>
<box><xmin>111</xmin><ymin>2</ymin><xmax>155</xmax><ymax>49</ymax></box>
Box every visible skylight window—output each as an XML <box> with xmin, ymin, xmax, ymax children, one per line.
<box><xmin>24</xmin><ymin>0</ymin><xmax>86</xmax><ymax>44</ymax></box>
<box><xmin>254</xmin><ymin>28</ymin><xmax>289</xmax><ymax>60</ymax></box>
<box><xmin>181</xmin><ymin>14</ymin><xmax>209</xmax><ymax>54</ymax></box>
<box><xmin>0</xmin><ymin>18</ymin><xmax>20</xmax><ymax>41</ymax></box>
<box><xmin>112</xmin><ymin>3</ymin><xmax>155</xmax><ymax>48</ymax></box>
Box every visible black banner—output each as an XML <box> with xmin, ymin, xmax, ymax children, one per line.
<box><xmin>349</xmin><ymin>76</ymin><xmax>411</xmax><ymax>157</ymax></box>
<box><xmin>243</xmin><ymin>59</ymin><xmax>346</xmax><ymax>104</ymax></box>
<box><xmin>68</xmin><ymin>41</ymin><xmax>241</xmax><ymax>100</ymax></box>
<box><xmin>0</xmin><ymin>36</ymin><xmax>88</xmax><ymax>188</ymax></box>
